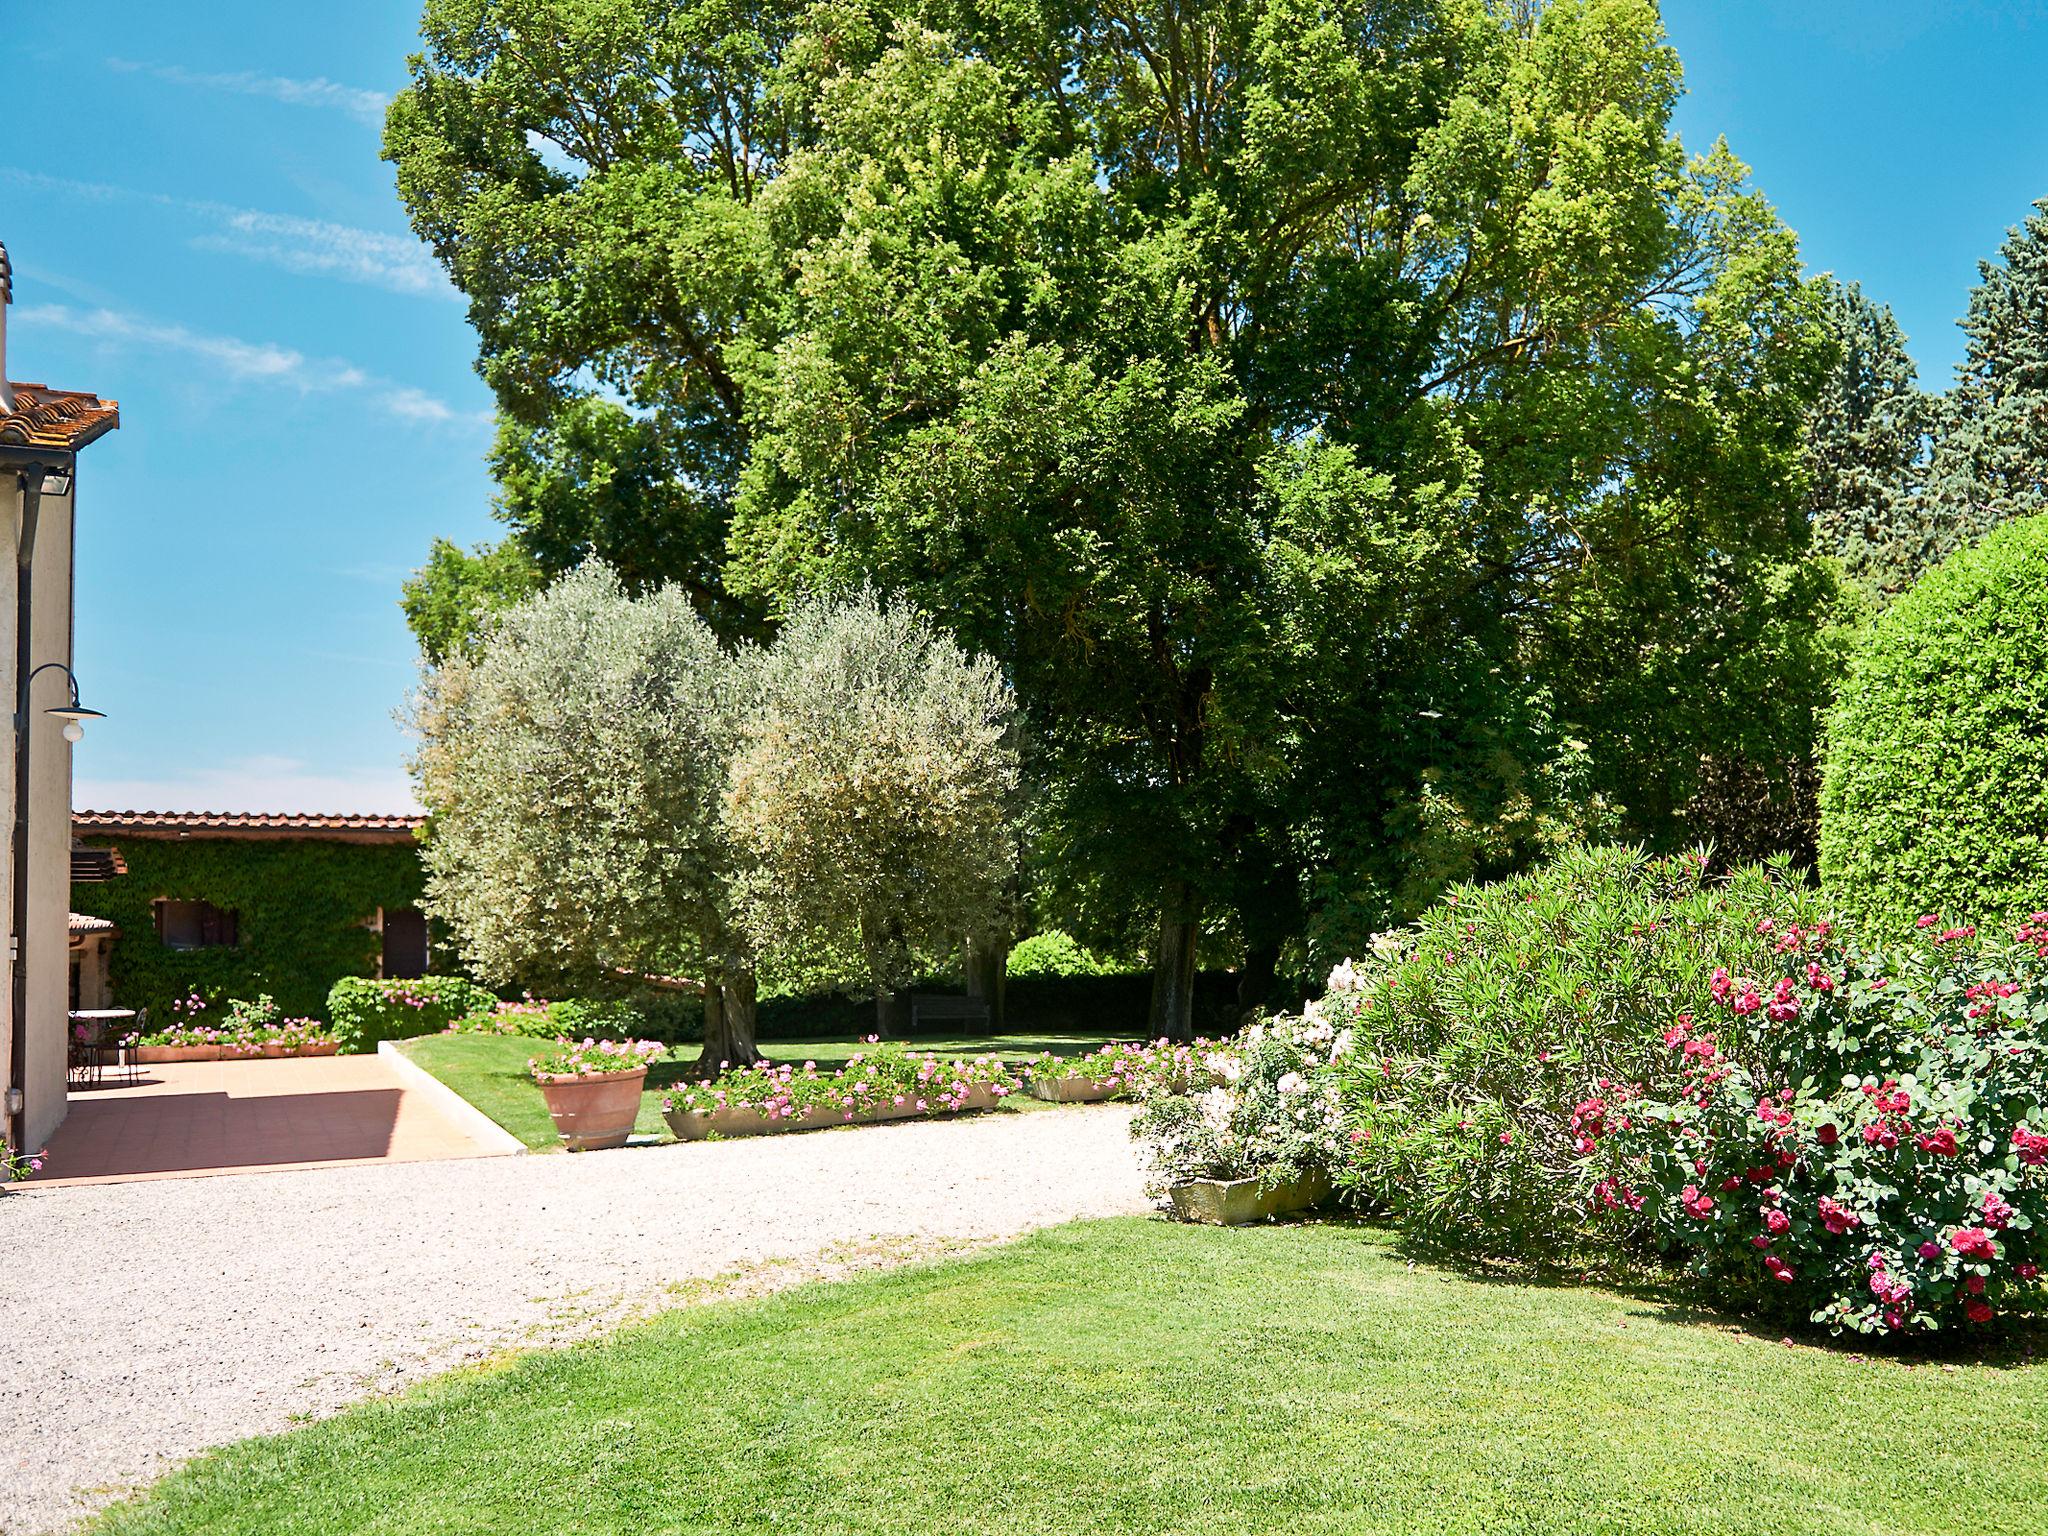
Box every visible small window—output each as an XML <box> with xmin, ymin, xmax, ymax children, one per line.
<box><xmin>155</xmin><ymin>899</ymin><xmax>239</xmax><ymax>950</ymax></box>
<box><xmin>380</xmin><ymin>908</ymin><xmax>430</xmax><ymax>980</ymax></box>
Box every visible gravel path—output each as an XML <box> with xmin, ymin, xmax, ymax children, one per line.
<box><xmin>0</xmin><ymin>1105</ymin><xmax>1147</xmax><ymax>1535</ymax></box>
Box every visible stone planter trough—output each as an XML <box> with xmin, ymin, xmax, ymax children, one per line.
<box><xmin>1026</xmin><ymin>1076</ymin><xmax>1123</xmax><ymax>1104</ymax></box>
<box><xmin>665</xmin><ymin>1084</ymin><xmax>1004</xmax><ymax>1141</ymax></box>
<box><xmin>1167</xmin><ymin>1170</ymin><xmax>1331</xmax><ymax>1226</ymax></box>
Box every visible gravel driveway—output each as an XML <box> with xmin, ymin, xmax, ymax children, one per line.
<box><xmin>0</xmin><ymin>1104</ymin><xmax>1147</xmax><ymax>1534</ymax></box>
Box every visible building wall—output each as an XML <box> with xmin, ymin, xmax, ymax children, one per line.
<box><xmin>73</xmin><ymin>835</ymin><xmax>429</xmax><ymax>1023</ymax></box>
<box><xmin>1</xmin><ymin>474</ymin><xmax>77</xmax><ymax>1153</ymax></box>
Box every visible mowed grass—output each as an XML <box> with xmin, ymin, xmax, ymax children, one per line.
<box><xmin>400</xmin><ymin>1030</ymin><xmax>1123</xmax><ymax>1148</ymax></box>
<box><xmin>91</xmin><ymin>1218</ymin><xmax>2048</xmax><ymax>1536</ymax></box>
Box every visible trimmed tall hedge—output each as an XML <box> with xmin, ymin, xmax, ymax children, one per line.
<box><xmin>1820</xmin><ymin>513</ymin><xmax>2048</xmax><ymax>929</ymax></box>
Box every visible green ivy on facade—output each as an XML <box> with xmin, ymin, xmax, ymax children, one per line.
<box><xmin>72</xmin><ymin>837</ymin><xmax>427</xmax><ymax>1022</ymax></box>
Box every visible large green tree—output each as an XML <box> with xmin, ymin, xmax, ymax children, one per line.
<box><xmin>409</xmin><ymin>563</ymin><xmax>762</xmax><ymax>1067</ymax></box>
<box><xmin>1804</xmin><ymin>276</ymin><xmax>1932</xmax><ymax>600</ymax></box>
<box><xmin>1917</xmin><ymin>196</ymin><xmax>2048</xmax><ymax>575</ymax></box>
<box><xmin>389</xmin><ymin>0</ymin><xmax>1837</xmax><ymax>1034</ymax></box>
<box><xmin>724</xmin><ymin>590</ymin><xmax>1021</xmax><ymax>1035</ymax></box>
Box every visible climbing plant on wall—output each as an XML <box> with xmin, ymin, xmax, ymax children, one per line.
<box><xmin>71</xmin><ymin>837</ymin><xmax>427</xmax><ymax>1023</ymax></box>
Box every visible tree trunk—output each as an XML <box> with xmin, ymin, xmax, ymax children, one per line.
<box><xmin>697</xmin><ymin>964</ymin><xmax>759</xmax><ymax>1076</ymax></box>
<box><xmin>1236</xmin><ymin>939</ymin><xmax>1279</xmax><ymax>1017</ymax></box>
<box><xmin>1148</xmin><ymin>887</ymin><xmax>1202</xmax><ymax>1041</ymax></box>
<box><xmin>873</xmin><ymin>981</ymin><xmax>911</xmax><ymax>1039</ymax></box>
<box><xmin>964</xmin><ymin>931</ymin><xmax>1008</xmax><ymax>1035</ymax></box>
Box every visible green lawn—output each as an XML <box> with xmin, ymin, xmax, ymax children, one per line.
<box><xmin>400</xmin><ymin>1030</ymin><xmax>1126</xmax><ymax>1149</ymax></box>
<box><xmin>90</xmin><ymin>1218</ymin><xmax>2048</xmax><ymax>1535</ymax></box>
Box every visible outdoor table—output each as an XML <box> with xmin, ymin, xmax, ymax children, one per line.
<box><xmin>68</xmin><ymin>1009</ymin><xmax>139</xmax><ymax>1087</ymax></box>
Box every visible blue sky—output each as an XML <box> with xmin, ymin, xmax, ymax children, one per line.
<box><xmin>2</xmin><ymin>3</ymin><xmax>2045</xmax><ymax>814</ymax></box>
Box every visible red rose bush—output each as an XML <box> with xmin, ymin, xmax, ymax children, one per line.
<box><xmin>1595</xmin><ymin>915</ymin><xmax>2048</xmax><ymax>1335</ymax></box>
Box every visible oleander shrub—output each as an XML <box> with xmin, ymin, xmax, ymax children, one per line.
<box><xmin>326</xmin><ymin>975</ymin><xmax>498</xmax><ymax>1053</ymax></box>
<box><xmin>1006</xmin><ymin>931</ymin><xmax>1121</xmax><ymax>978</ymax></box>
<box><xmin>1327</xmin><ymin>845</ymin><xmax>1829</xmax><ymax>1259</ymax></box>
<box><xmin>1820</xmin><ymin>512</ymin><xmax>2048</xmax><ymax>930</ymax></box>
<box><xmin>1598</xmin><ymin>915</ymin><xmax>2048</xmax><ymax>1335</ymax></box>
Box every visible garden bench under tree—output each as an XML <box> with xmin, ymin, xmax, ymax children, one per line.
<box><xmin>908</xmin><ymin>993</ymin><xmax>991</xmax><ymax>1036</ymax></box>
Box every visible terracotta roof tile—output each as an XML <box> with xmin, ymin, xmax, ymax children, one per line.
<box><xmin>0</xmin><ymin>382</ymin><xmax>120</xmax><ymax>452</ymax></box>
<box><xmin>74</xmin><ymin>810</ymin><xmax>425</xmax><ymax>843</ymax></box>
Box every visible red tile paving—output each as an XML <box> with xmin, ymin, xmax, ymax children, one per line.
<box><xmin>31</xmin><ymin>1054</ymin><xmax>510</xmax><ymax>1186</ymax></box>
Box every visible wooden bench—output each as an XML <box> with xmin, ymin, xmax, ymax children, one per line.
<box><xmin>909</xmin><ymin>993</ymin><xmax>992</xmax><ymax>1035</ymax></box>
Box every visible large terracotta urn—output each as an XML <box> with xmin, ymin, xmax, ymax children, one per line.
<box><xmin>536</xmin><ymin>1067</ymin><xmax>647</xmax><ymax>1151</ymax></box>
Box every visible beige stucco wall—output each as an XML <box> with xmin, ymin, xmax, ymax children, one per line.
<box><xmin>0</xmin><ymin>473</ymin><xmax>78</xmax><ymax>1153</ymax></box>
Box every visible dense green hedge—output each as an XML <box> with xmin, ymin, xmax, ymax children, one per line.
<box><xmin>72</xmin><ymin>836</ymin><xmax>428</xmax><ymax>1023</ymax></box>
<box><xmin>327</xmin><ymin>976</ymin><xmax>498</xmax><ymax>1053</ymax></box>
<box><xmin>1820</xmin><ymin>513</ymin><xmax>2048</xmax><ymax>928</ymax></box>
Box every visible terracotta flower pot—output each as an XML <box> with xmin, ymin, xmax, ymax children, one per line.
<box><xmin>260</xmin><ymin>1043</ymin><xmax>288</xmax><ymax>1059</ymax></box>
<box><xmin>297</xmin><ymin>1040</ymin><xmax>340</xmax><ymax>1057</ymax></box>
<box><xmin>136</xmin><ymin>1044</ymin><xmax>221</xmax><ymax>1064</ymax></box>
<box><xmin>535</xmin><ymin>1066</ymin><xmax>647</xmax><ymax>1150</ymax></box>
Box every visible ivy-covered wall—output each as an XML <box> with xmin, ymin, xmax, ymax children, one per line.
<box><xmin>71</xmin><ymin>837</ymin><xmax>427</xmax><ymax>1022</ymax></box>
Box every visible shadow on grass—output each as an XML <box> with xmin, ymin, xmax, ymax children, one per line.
<box><xmin>1370</xmin><ymin>1219</ymin><xmax>2048</xmax><ymax>1367</ymax></box>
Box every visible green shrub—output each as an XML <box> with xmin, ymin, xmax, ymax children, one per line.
<box><xmin>1600</xmin><ymin>915</ymin><xmax>2048</xmax><ymax>1336</ymax></box>
<box><xmin>1328</xmin><ymin>845</ymin><xmax>1828</xmax><ymax>1260</ymax></box>
<box><xmin>1007</xmin><ymin>931</ymin><xmax>1120</xmax><ymax>979</ymax></box>
<box><xmin>326</xmin><ymin>976</ymin><xmax>498</xmax><ymax>1053</ymax></box>
<box><xmin>1820</xmin><ymin>512</ymin><xmax>2048</xmax><ymax>929</ymax></box>
<box><xmin>450</xmin><ymin>991</ymin><xmax>706</xmax><ymax>1044</ymax></box>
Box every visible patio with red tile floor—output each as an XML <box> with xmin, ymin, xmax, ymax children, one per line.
<box><xmin>30</xmin><ymin>1054</ymin><xmax>513</xmax><ymax>1186</ymax></box>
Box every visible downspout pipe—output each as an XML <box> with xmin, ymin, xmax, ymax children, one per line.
<box><xmin>6</xmin><ymin>464</ymin><xmax>40</xmax><ymax>1157</ymax></box>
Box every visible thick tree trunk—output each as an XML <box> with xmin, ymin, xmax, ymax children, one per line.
<box><xmin>697</xmin><ymin>964</ymin><xmax>759</xmax><ymax>1076</ymax></box>
<box><xmin>873</xmin><ymin>981</ymin><xmax>911</xmax><ymax>1039</ymax></box>
<box><xmin>1236</xmin><ymin>939</ymin><xmax>1280</xmax><ymax>1017</ymax></box>
<box><xmin>1148</xmin><ymin>887</ymin><xmax>1202</xmax><ymax>1042</ymax></box>
<box><xmin>964</xmin><ymin>931</ymin><xmax>1008</xmax><ymax>1035</ymax></box>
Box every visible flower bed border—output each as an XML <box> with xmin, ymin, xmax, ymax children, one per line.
<box><xmin>1027</xmin><ymin>1076</ymin><xmax>1122</xmax><ymax>1104</ymax></box>
<box><xmin>134</xmin><ymin>1042</ymin><xmax>340</xmax><ymax>1064</ymax></box>
<box><xmin>665</xmin><ymin>1084</ymin><xmax>1005</xmax><ymax>1140</ymax></box>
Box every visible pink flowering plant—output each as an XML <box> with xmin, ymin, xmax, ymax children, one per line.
<box><xmin>4</xmin><ymin>1144</ymin><xmax>43</xmax><ymax>1183</ymax></box>
<box><xmin>528</xmin><ymin>1036</ymin><xmax>666</xmax><ymax>1082</ymax></box>
<box><xmin>664</xmin><ymin>1043</ymin><xmax>1016</xmax><ymax>1124</ymax></box>
<box><xmin>1328</xmin><ymin>846</ymin><xmax>1828</xmax><ymax>1259</ymax></box>
<box><xmin>1595</xmin><ymin>914</ymin><xmax>2048</xmax><ymax>1335</ymax></box>
<box><xmin>134</xmin><ymin>992</ymin><xmax>335</xmax><ymax>1051</ymax></box>
<box><xmin>1023</xmin><ymin>1038</ymin><xmax>1219</xmax><ymax>1097</ymax></box>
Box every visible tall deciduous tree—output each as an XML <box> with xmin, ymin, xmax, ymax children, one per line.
<box><xmin>723</xmin><ymin>590</ymin><xmax>1021</xmax><ymax>1036</ymax></box>
<box><xmin>388</xmin><ymin>0</ymin><xmax>1838</xmax><ymax>1034</ymax></box>
<box><xmin>409</xmin><ymin>563</ymin><xmax>761</xmax><ymax>1067</ymax></box>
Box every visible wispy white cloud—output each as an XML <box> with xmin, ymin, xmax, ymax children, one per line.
<box><xmin>192</xmin><ymin>210</ymin><xmax>449</xmax><ymax>298</ymax></box>
<box><xmin>76</xmin><ymin>756</ymin><xmax>421</xmax><ymax>817</ymax></box>
<box><xmin>15</xmin><ymin>303</ymin><xmax>486</xmax><ymax>428</ymax></box>
<box><xmin>107</xmin><ymin>57</ymin><xmax>391</xmax><ymax>127</ymax></box>
<box><xmin>0</xmin><ymin>168</ymin><xmax>453</xmax><ymax>300</ymax></box>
